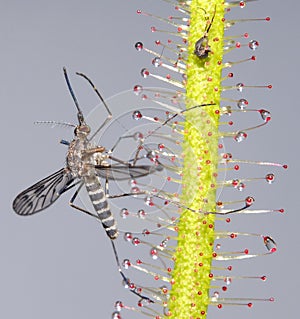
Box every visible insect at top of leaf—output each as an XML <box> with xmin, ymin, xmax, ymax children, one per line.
<box><xmin>194</xmin><ymin>5</ymin><xmax>217</xmax><ymax>59</ymax></box>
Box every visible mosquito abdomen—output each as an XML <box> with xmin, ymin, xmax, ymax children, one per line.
<box><xmin>84</xmin><ymin>175</ymin><xmax>118</xmax><ymax>239</ymax></box>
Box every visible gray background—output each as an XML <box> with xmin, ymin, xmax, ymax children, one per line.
<box><xmin>0</xmin><ymin>0</ymin><xmax>297</xmax><ymax>318</ymax></box>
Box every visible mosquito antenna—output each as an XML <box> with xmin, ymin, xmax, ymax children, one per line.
<box><xmin>63</xmin><ymin>67</ymin><xmax>85</xmax><ymax>125</ymax></box>
<box><xmin>76</xmin><ymin>72</ymin><xmax>113</xmax><ymax>141</ymax></box>
<box><xmin>34</xmin><ymin>120</ymin><xmax>76</xmax><ymax>129</ymax></box>
<box><xmin>198</xmin><ymin>7</ymin><xmax>207</xmax><ymax>15</ymax></box>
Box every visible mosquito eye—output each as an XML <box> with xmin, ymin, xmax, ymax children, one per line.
<box><xmin>81</xmin><ymin>125</ymin><xmax>91</xmax><ymax>134</ymax></box>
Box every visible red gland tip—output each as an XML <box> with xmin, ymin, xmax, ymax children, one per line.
<box><xmin>261</xmin><ymin>275</ymin><xmax>267</xmax><ymax>281</ymax></box>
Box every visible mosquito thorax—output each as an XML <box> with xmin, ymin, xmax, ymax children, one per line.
<box><xmin>66</xmin><ymin>124</ymin><xmax>95</xmax><ymax>178</ymax></box>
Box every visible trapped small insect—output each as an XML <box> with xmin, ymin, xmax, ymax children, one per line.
<box><xmin>194</xmin><ymin>5</ymin><xmax>216</xmax><ymax>59</ymax></box>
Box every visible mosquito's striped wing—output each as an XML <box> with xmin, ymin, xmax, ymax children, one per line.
<box><xmin>13</xmin><ymin>168</ymin><xmax>74</xmax><ymax>216</ymax></box>
<box><xmin>95</xmin><ymin>164</ymin><xmax>163</xmax><ymax>181</ymax></box>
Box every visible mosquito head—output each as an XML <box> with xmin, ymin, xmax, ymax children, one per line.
<box><xmin>74</xmin><ymin>124</ymin><xmax>91</xmax><ymax>137</ymax></box>
<box><xmin>63</xmin><ymin>67</ymin><xmax>86</xmax><ymax>126</ymax></box>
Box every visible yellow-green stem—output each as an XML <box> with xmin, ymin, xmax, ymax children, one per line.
<box><xmin>168</xmin><ymin>1</ymin><xmax>224</xmax><ymax>318</ymax></box>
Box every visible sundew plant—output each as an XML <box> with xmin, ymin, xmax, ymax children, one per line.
<box><xmin>110</xmin><ymin>1</ymin><xmax>286</xmax><ymax>319</ymax></box>
<box><xmin>8</xmin><ymin>1</ymin><xmax>286</xmax><ymax>319</ymax></box>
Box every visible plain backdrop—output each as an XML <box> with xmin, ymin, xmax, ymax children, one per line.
<box><xmin>0</xmin><ymin>1</ymin><xmax>297</xmax><ymax>318</ymax></box>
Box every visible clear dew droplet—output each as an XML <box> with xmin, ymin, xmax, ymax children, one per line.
<box><xmin>112</xmin><ymin>311</ymin><xmax>122</xmax><ymax>319</ymax></box>
<box><xmin>214</xmin><ymin>291</ymin><xmax>220</xmax><ymax>299</ymax></box>
<box><xmin>237</xmin><ymin>98</ymin><xmax>248</xmax><ymax>110</ymax></box>
<box><xmin>265</xmin><ymin>173</ymin><xmax>275</xmax><ymax>184</ymax></box>
<box><xmin>245</xmin><ymin>196</ymin><xmax>255</xmax><ymax>206</ymax></box>
<box><xmin>122</xmin><ymin>259</ymin><xmax>131</xmax><ymax>269</ymax></box>
<box><xmin>124</xmin><ymin>232</ymin><xmax>133</xmax><ymax>242</ymax></box>
<box><xmin>234</xmin><ymin>131</ymin><xmax>247</xmax><ymax>142</ymax></box>
<box><xmin>232</xmin><ymin>179</ymin><xmax>239</xmax><ymax>187</ymax></box>
<box><xmin>248</xmin><ymin>39</ymin><xmax>259</xmax><ymax>50</ymax></box>
<box><xmin>160</xmin><ymin>238</ymin><xmax>169</xmax><ymax>248</ymax></box>
<box><xmin>152</xmin><ymin>56</ymin><xmax>162</xmax><ymax>67</ymax></box>
<box><xmin>263</xmin><ymin>236</ymin><xmax>277</xmax><ymax>253</ymax></box>
<box><xmin>145</xmin><ymin>196</ymin><xmax>154</xmax><ymax>206</ymax></box>
<box><xmin>137</xmin><ymin>209</ymin><xmax>146</xmax><ymax>219</ymax></box>
<box><xmin>236</xmin><ymin>82</ymin><xmax>244</xmax><ymax>92</ymax></box>
<box><xmin>131</xmin><ymin>186</ymin><xmax>140</xmax><ymax>193</ymax></box>
<box><xmin>132</xmin><ymin>110</ymin><xmax>142</xmax><ymax>120</ymax></box>
<box><xmin>160</xmin><ymin>285</ymin><xmax>168</xmax><ymax>294</ymax></box>
<box><xmin>120</xmin><ymin>208</ymin><xmax>129</xmax><ymax>219</ymax></box>
<box><xmin>132</xmin><ymin>237</ymin><xmax>141</xmax><ymax>246</ymax></box>
<box><xmin>150</xmin><ymin>248</ymin><xmax>158</xmax><ymax>260</ymax></box>
<box><xmin>133</xmin><ymin>84</ymin><xmax>143</xmax><ymax>95</ymax></box>
<box><xmin>141</xmin><ymin>68</ymin><xmax>150</xmax><ymax>78</ymax></box>
<box><xmin>135</xmin><ymin>41</ymin><xmax>143</xmax><ymax>51</ymax></box>
<box><xmin>260</xmin><ymin>109</ymin><xmax>271</xmax><ymax>122</ymax></box>
<box><xmin>114</xmin><ymin>301</ymin><xmax>123</xmax><ymax>312</ymax></box>
<box><xmin>237</xmin><ymin>182</ymin><xmax>245</xmax><ymax>191</ymax></box>
<box><xmin>158</xmin><ymin>143</ymin><xmax>165</xmax><ymax>151</ymax></box>
<box><xmin>224</xmin><ymin>277</ymin><xmax>232</xmax><ymax>285</ymax></box>
<box><xmin>142</xmin><ymin>228</ymin><xmax>150</xmax><ymax>235</ymax></box>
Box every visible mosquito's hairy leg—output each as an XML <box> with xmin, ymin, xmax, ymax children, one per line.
<box><xmin>109</xmin><ymin>134</ymin><xmax>139</xmax><ymax>154</ymax></box>
<box><xmin>76</xmin><ymin>72</ymin><xmax>113</xmax><ymax>141</ymax></box>
<box><xmin>110</xmin><ymin>239</ymin><xmax>154</xmax><ymax>303</ymax></box>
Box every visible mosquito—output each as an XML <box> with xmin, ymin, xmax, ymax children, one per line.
<box><xmin>194</xmin><ymin>5</ymin><xmax>216</xmax><ymax>59</ymax></box>
<box><xmin>12</xmin><ymin>68</ymin><xmax>162</xmax><ymax>302</ymax></box>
